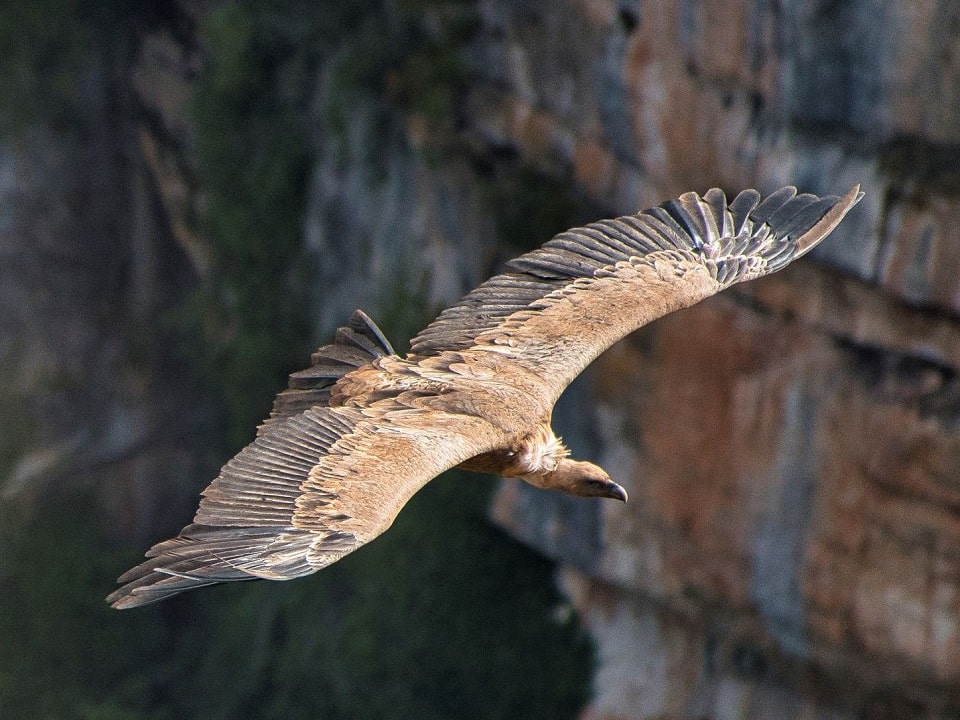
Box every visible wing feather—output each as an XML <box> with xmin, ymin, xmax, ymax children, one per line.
<box><xmin>258</xmin><ymin>310</ymin><xmax>395</xmax><ymax>433</ymax></box>
<box><xmin>108</xmin><ymin>402</ymin><xmax>504</xmax><ymax>608</ymax></box>
<box><xmin>751</xmin><ymin>185</ymin><xmax>798</xmax><ymax>224</ymax></box>
<box><xmin>727</xmin><ymin>188</ymin><xmax>762</xmax><ymax>233</ymax></box>
<box><xmin>665</xmin><ymin>191</ymin><xmax>720</xmax><ymax>245</ymax></box>
<box><xmin>408</xmin><ymin>186</ymin><xmax>862</xmax><ymax>407</ymax></box>
<box><xmin>703</xmin><ymin>187</ymin><xmax>733</xmax><ymax>237</ymax></box>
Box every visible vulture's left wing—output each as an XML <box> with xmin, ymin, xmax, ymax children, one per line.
<box><xmin>409</xmin><ymin>186</ymin><xmax>861</xmax><ymax>407</ymax></box>
<box><xmin>108</xmin><ymin>400</ymin><xmax>504</xmax><ymax>608</ymax></box>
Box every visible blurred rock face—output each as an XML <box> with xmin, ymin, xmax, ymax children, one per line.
<box><xmin>7</xmin><ymin>0</ymin><xmax>960</xmax><ymax>717</ymax></box>
<box><xmin>0</xmin><ymin>26</ymin><xmax>209</xmax><ymax>538</ymax></box>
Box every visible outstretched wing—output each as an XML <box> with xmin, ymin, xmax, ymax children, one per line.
<box><xmin>409</xmin><ymin>186</ymin><xmax>861</xmax><ymax>407</ymax></box>
<box><xmin>107</xmin><ymin>400</ymin><xmax>503</xmax><ymax>608</ymax></box>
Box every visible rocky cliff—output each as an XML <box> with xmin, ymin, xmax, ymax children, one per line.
<box><xmin>5</xmin><ymin>0</ymin><xmax>960</xmax><ymax>718</ymax></box>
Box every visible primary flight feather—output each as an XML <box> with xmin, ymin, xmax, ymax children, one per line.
<box><xmin>108</xmin><ymin>185</ymin><xmax>861</xmax><ymax>608</ymax></box>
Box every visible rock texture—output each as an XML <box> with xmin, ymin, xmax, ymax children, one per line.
<box><xmin>7</xmin><ymin>0</ymin><xmax>960</xmax><ymax>718</ymax></box>
<box><xmin>0</xmin><ymin>23</ymin><xmax>211</xmax><ymax>539</ymax></box>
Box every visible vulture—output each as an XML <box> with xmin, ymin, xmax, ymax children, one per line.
<box><xmin>108</xmin><ymin>184</ymin><xmax>861</xmax><ymax>609</ymax></box>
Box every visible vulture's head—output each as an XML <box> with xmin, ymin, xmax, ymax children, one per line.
<box><xmin>547</xmin><ymin>459</ymin><xmax>628</xmax><ymax>502</ymax></box>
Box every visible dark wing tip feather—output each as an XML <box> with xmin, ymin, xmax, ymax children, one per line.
<box><xmin>260</xmin><ymin>310</ymin><xmax>394</xmax><ymax>433</ymax></box>
<box><xmin>728</xmin><ymin>188</ymin><xmax>762</xmax><ymax>234</ymax></box>
<box><xmin>750</xmin><ymin>185</ymin><xmax>797</xmax><ymax>225</ymax></box>
<box><xmin>791</xmin><ymin>184</ymin><xmax>862</xmax><ymax>257</ymax></box>
<box><xmin>711</xmin><ymin>183</ymin><xmax>861</xmax><ymax>279</ymax></box>
<box><xmin>310</xmin><ymin>309</ymin><xmax>395</xmax><ymax>363</ymax></box>
<box><xmin>346</xmin><ymin>309</ymin><xmax>395</xmax><ymax>355</ymax></box>
<box><xmin>661</xmin><ymin>190</ymin><xmax>722</xmax><ymax>246</ymax></box>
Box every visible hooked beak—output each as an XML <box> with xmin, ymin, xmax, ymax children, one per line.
<box><xmin>605</xmin><ymin>481</ymin><xmax>628</xmax><ymax>503</ymax></box>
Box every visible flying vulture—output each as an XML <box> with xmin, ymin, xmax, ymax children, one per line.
<box><xmin>108</xmin><ymin>185</ymin><xmax>861</xmax><ymax>608</ymax></box>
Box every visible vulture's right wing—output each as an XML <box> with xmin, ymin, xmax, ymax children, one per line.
<box><xmin>409</xmin><ymin>185</ymin><xmax>862</xmax><ymax>411</ymax></box>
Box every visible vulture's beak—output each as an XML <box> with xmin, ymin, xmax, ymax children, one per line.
<box><xmin>605</xmin><ymin>481</ymin><xmax>628</xmax><ymax>503</ymax></box>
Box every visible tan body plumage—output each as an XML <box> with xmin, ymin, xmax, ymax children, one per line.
<box><xmin>108</xmin><ymin>185</ymin><xmax>862</xmax><ymax>609</ymax></box>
